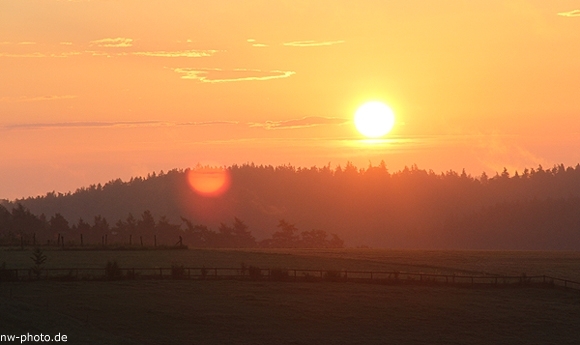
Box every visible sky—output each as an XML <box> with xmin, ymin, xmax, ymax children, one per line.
<box><xmin>1</xmin><ymin>0</ymin><xmax>580</xmax><ymax>200</ymax></box>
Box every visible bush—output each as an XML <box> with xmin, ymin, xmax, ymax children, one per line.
<box><xmin>248</xmin><ymin>266</ymin><xmax>261</xmax><ymax>281</ymax></box>
<box><xmin>126</xmin><ymin>269</ymin><xmax>139</xmax><ymax>280</ymax></box>
<box><xmin>270</xmin><ymin>268</ymin><xmax>290</xmax><ymax>282</ymax></box>
<box><xmin>303</xmin><ymin>272</ymin><xmax>316</xmax><ymax>282</ymax></box>
<box><xmin>171</xmin><ymin>265</ymin><xmax>186</xmax><ymax>279</ymax></box>
<box><xmin>520</xmin><ymin>273</ymin><xmax>531</xmax><ymax>285</ymax></box>
<box><xmin>30</xmin><ymin>248</ymin><xmax>47</xmax><ymax>279</ymax></box>
<box><xmin>324</xmin><ymin>270</ymin><xmax>343</xmax><ymax>282</ymax></box>
<box><xmin>105</xmin><ymin>261</ymin><xmax>123</xmax><ymax>280</ymax></box>
<box><xmin>0</xmin><ymin>262</ymin><xmax>18</xmax><ymax>282</ymax></box>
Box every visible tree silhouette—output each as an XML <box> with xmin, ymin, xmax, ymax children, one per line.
<box><xmin>271</xmin><ymin>220</ymin><xmax>300</xmax><ymax>248</ymax></box>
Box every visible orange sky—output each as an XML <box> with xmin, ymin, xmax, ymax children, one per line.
<box><xmin>1</xmin><ymin>0</ymin><xmax>580</xmax><ymax>199</ymax></box>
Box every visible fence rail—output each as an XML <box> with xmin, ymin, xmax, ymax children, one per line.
<box><xmin>2</xmin><ymin>267</ymin><xmax>580</xmax><ymax>292</ymax></box>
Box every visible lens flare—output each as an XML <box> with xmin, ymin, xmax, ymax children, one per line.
<box><xmin>187</xmin><ymin>166</ymin><xmax>231</xmax><ymax>197</ymax></box>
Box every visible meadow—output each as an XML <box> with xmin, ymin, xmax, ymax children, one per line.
<box><xmin>3</xmin><ymin>248</ymin><xmax>580</xmax><ymax>280</ymax></box>
<box><xmin>1</xmin><ymin>248</ymin><xmax>580</xmax><ymax>344</ymax></box>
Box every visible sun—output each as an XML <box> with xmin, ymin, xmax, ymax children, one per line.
<box><xmin>187</xmin><ymin>166</ymin><xmax>231</xmax><ymax>197</ymax></box>
<box><xmin>354</xmin><ymin>101</ymin><xmax>396</xmax><ymax>138</ymax></box>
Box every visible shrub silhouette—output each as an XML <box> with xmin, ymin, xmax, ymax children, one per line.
<box><xmin>248</xmin><ymin>266</ymin><xmax>261</xmax><ymax>280</ymax></box>
<box><xmin>105</xmin><ymin>261</ymin><xmax>123</xmax><ymax>280</ymax></box>
<box><xmin>126</xmin><ymin>268</ymin><xmax>138</xmax><ymax>280</ymax></box>
<box><xmin>171</xmin><ymin>265</ymin><xmax>186</xmax><ymax>279</ymax></box>
<box><xmin>270</xmin><ymin>268</ymin><xmax>290</xmax><ymax>281</ymax></box>
<box><xmin>30</xmin><ymin>248</ymin><xmax>47</xmax><ymax>279</ymax></box>
<box><xmin>323</xmin><ymin>270</ymin><xmax>343</xmax><ymax>282</ymax></box>
<box><xmin>0</xmin><ymin>262</ymin><xmax>18</xmax><ymax>282</ymax></box>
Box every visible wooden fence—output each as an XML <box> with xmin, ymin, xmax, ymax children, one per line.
<box><xmin>2</xmin><ymin>267</ymin><xmax>580</xmax><ymax>292</ymax></box>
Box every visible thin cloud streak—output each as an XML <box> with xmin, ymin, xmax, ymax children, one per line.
<box><xmin>283</xmin><ymin>40</ymin><xmax>345</xmax><ymax>47</ymax></box>
<box><xmin>173</xmin><ymin>68</ymin><xmax>295</xmax><ymax>83</ymax></box>
<box><xmin>0</xmin><ymin>95</ymin><xmax>77</xmax><ymax>103</ymax></box>
<box><xmin>177</xmin><ymin>121</ymin><xmax>239</xmax><ymax>126</ymax></box>
<box><xmin>249</xmin><ymin>116</ymin><xmax>349</xmax><ymax>130</ymax></box>
<box><xmin>130</xmin><ymin>49</ymin><xmax>219</xmax><ymax>58</ymax></box>
<box><xmin>0</xmin><ymin>52</ymin><xmax>82</xmax><ymax>58</ymax></box>
<box><xmin>3</xmin><ymin>121</ymin><xmax>164</xmax><ymax>130</ymax></box>
<box><xmin>3</xmin><ymin>120</ymin><xmax>240</xmax><ymax>131</ymax></box>
<box><xmin>557</xmin><ymin>9</ymin><xmax>580</xmax><ymax>17</ymax></box>
<box><xmin>90</xmin><ymin>37</ymin><xmax>133</xmax><ymax>48</ymax></box>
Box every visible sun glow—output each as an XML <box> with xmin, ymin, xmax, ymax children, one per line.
<box><xmin>187</xmin><ymin>166</ymin><xmax>231</xmax><ymax>197</ymax></box>
<box><xmin>354</xmin><ymin>101</ymin><xmax>396</xmax><ymax>138</ymax></box>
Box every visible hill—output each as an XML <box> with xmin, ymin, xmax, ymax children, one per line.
<box><xmin>3</xmin><ymin>162</ymin><xmax>580</xmax><ymax>249</ymax></box>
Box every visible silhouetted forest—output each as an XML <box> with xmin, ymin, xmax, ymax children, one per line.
<box><xmin>0</xmin><ymin>205</ymin><xmax>343</xmax><ymax>249</ymax></box>
<box><xmin>3</xmin><ymin>162</ymin><xmax>580</xmax><ymax>249</ymax></box>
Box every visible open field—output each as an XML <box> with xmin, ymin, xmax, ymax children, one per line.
<box><xmin>3</xmin><ymin>248</ymin><xmax>580</xmax><ymax>280</ymax></box>
<box><xmin>1</xmin><ymin>280</ymin><xmax>580</xmax><ymax>345</ymax></box>
<box><xmin>2</xmin><ymin>249</ymin><xmax>580</xmax><ymax>344</ymax></box>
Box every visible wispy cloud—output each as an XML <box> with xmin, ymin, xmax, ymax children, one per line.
<box><xmin>172</xmin><ymin>68</ymin><xmax>295</xmax><ymax>83</ymax></box>
<box><xmin>249</xmin><ymin>116</ymin><xmax>349</xmax><ymax>130</ymax></box>
<box><xmin>283</xmin><ymin>40</ymin><xmax>345</xmax><ymax>47</ymax></box>
<box><xmin>3</xmin><ymin>121</ymin><xmax>163</xmax><ymax>130</ymax></box>
<box><xmin>557</xmin><ymin>9</ymin><xmax>580</xmax><ymax>17</ymax></box>
<box><xmin>90</xmin><ymin>37</ymin><xmax>133</xmax><ymax>48</ymax></box>
<box><xmin>0</xmin><ymin>41</ymin><xmax>39</xmax><ymax>45</ymax></box>
<box><xmin>3</xmin><ymin>120</ymin><xmax>240</xmax><ymax>131</ymax></box>
<box><xmin>0</xmin><ymin>52</ymin><xmax>46</xmax><ymax>58</ymax></box>
<box><xmin>130</xmin><ymin>49</ymin><xmax>219</xmax><ymax>58</ymax></box>
<box><xmin>0</xmin><ymin>52</ymin><xmax>82</xmax><ymax>58</ymax></box>
<box><xmin>247</xmin><ymin>38</ymin><xmax>269</xmax><ymax>47</ymax></box>
<box><xmin>0</xmin><ymin>95</ymin><xmax>77</xmax><ymax>103</ymax></box>
<box><xmin>177</xmin><ymin>121</ymin><xmax>239</xmax><ymax>126</ymax></box>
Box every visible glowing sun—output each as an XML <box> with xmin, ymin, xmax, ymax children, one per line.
<box><xmin>354</xmin><ymin>101</ymin><xmax>395</xmax><ymax>138</ymax></box>
<box><xmin>187</xmin><ymin>166</ymin><xmax>231</xmax><ymax>197</ymax></box>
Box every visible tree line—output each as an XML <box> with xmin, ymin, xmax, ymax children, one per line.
<box><xmin>0</xmin><ymin>204</ymin><xmax>344</xmax><ymax>249</ymax></box>
<box><xmin>5</xmin><ymin>162</ymin><xmax>580</xmax><ymax>249</ymax></box>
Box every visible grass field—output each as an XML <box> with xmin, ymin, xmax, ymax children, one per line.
<box><xmin>3</xmin><ymin>248</ymin><xmax>580</xmax><ymax>280</ymax></box>
<box><xmin>2</xmin><ymin>248</ymin><xmax>580</xmax><ymax>344</ymax></box>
